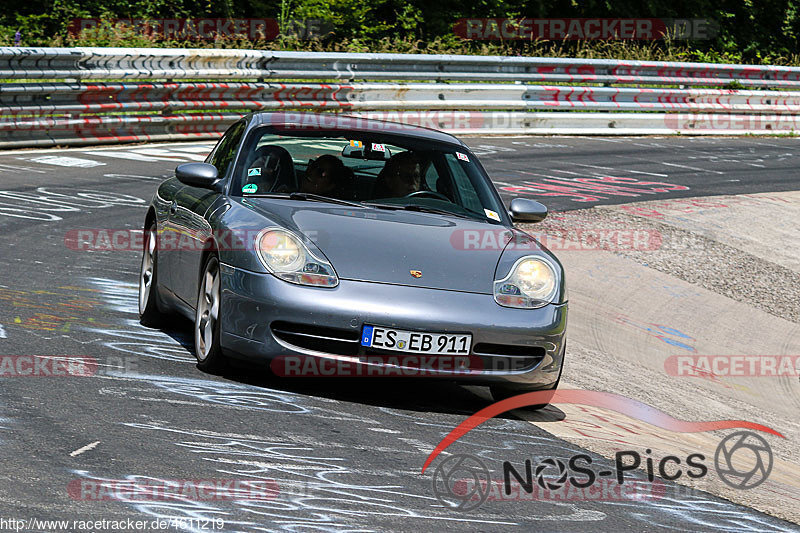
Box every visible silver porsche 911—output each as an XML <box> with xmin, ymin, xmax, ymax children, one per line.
<box><xmin>138</xmin><ymin>112</ymin><xmax>567</xmax><ymax>403</ymax></box>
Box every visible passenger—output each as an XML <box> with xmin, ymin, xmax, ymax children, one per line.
<box><xmin>372</xmin><ymin>151</ymin><xmax>422</xmax><ymax>198</ymax></box>
<box><xmin>301</xmin><ymin>155</ymin><xmax>347</xmax><ymax>196</ymax></box>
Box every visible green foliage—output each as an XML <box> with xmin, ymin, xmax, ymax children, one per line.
<box><xmin>3</xmin><ymin>0</ymin><xmax>800</xmax><ymax>65</ymax></box>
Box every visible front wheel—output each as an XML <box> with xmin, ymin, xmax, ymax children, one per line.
<box><xmin>139</xmin><ymin>222</ymin><xmax>170</xmax><ymax>327</ymax></box>
<box><xmin>194</xmin><ymin>255</ymin><xmax>227</xmax><ymax>373</ymax></box>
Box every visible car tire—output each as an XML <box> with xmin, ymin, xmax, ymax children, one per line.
<box><xmin>139</xmin><ymin>221</ymin><xmax>170</xmax><ymax>327</ymax></box>
<box><xmin>489</xmin><ymin>342</ymin><xmax>565</xmax><ymax>409</ymax></box>
<box><xmin>194</xmin><ymin>254</ymin><xmax>227</xmax><ymax>373</ymax></box>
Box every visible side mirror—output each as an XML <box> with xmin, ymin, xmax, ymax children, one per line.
<box><xmin>509</xmin><ymin>198</ymin><xmax>548</xmax><ymax>223</ymax></box>
<box><xmin>176</xmin><ymin>163</ymin><xmax>219</xmax><ymax>189</ymax></box>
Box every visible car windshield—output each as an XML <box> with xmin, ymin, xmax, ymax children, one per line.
<box><xmin>230</xmin><ymin>127</ymin><xmax>507</xmax><ymax>223</ymax></box>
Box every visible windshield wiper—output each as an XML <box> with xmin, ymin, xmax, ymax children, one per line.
<box><xmin>364</xmin><ymin>202</ymin><xmax>471</xmax><ymax>219</ymax></box>
<box><xmin>246</xmin><ymin>192</ymin><xmax>363</xmax><ymax>207</ymax></box>
<box><xmin>288</xmin><ymin>192</ymin><xmax>364</xmax><ymax>207</ymax></box>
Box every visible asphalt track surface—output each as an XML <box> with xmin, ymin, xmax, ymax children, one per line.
<box><xmin>0</xmin><ymin>136</ymin><xmax>798</xmax><ymax>532</ymax></box>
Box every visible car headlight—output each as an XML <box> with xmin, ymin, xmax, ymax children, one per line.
<box><xmin>494</xmin><ymin>256</ymin><xmax>559</xmax><ymax>309</ymax></box>
<box><xmin>256</xmin><ymin>229</ymin><xmax>338</xmax><ymax>287</ymax></box>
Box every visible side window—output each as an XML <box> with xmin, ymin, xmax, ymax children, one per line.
<box><xmin>445</xmin><ymin>154</ymin><xmax>483</xmax><ymax>213</ymax></box>
<box><xmin>207</xmin><ymin>121</ymin><xmax>246</xmax><ymax>179</ymax></box>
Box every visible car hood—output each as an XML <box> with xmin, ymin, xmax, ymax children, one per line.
<box><xmin>238</xmin><ymin>198</ymin><xmax>514</xmax><ymax>294</ymax></box>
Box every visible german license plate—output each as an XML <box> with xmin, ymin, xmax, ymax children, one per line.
<box><xmin>360</xmin><ymin>325</ymin><xmax>472</xmax><ymax>355</ymax></box>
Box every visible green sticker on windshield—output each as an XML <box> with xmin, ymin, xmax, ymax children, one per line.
<box><xmin>242</xmin><ymin>184</ymin><xmax>258</xmax><ymax>194</ymax></box>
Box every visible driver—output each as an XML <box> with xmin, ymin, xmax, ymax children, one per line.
<box><xmin>373</xmin><ymin>151</ymin><xmax>422</xmax><ymax>198</ymax></box>
<box><xmin>301</xmin><ymin>155</ymin><xmax>346</xmax><ymax>196</ymax></box>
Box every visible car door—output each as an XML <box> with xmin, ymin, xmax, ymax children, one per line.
<box><xmin>170</xmin><ymin>120</ymin><xmax>246</xmax><ymax>306</ymax></box>
<box><xmin>153</xmin><ymin>177</ymin><xmax>186</xmax><ymax>295</ymax></box>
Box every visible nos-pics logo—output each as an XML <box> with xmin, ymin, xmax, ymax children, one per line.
<box><xmin>431</xmin><ymin>430</ymin><xmax>773</xmax><ymax>511</ymax></box>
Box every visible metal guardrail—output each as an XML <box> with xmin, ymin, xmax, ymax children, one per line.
<box><xmin>6</xmin><ymin>47</ymin><xmax>800</xmax><ymax>87</ymax></box>
<box><xmin>3</xmin><ymin>47</ymin><xmax>800</xmax><ymax>147</ymax></box>
<box><xmin>6</xmin><ymin>82</ymin><xmax>800</xmax><ymax>115</ymax></box>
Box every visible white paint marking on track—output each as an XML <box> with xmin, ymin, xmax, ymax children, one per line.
<box><xmin>82</xmin><ymin>151</ymin><xmax>167</xmax><ymax>162</ymax></box>
<box><xmin>129</xmin><ymin>148</ymin><xmax>207</xmax><ymax>161</ymax></box>
<box><xmin>660</xmin><ymin>161</ymin><xmax>724</xmax><ymax>175</ymax></box>
<box><xmin>33</xmin><ymin>355</ymin><xmax>127</xmax><ymax>371</ymax></box>
<box><xmin>103</xmin><ymin>173</ymin><xmax>162</xmax><ymax>181</ymax></box>
<box><xmin>70</xmin><ymin>441</ymin><xmax>101</xmax><ymax>457</ymax></box>
<box><xmin>165</xmin><ymin>145</ymin><xmax>214</xmax><ymax>153</ymax></box>
<box><xmin>25</xmin><ymin>155</ymin><xmax>106</xmax><ymax>168</ymax></box>
<box><xmin>0</xmin><ymin>163</ymin><xmax>47</xmax><ymax>174</ymax></box>
<box><xmin>574</xmin><ymin>136</ymin><xmax>623</xmax><ymax>143</ymax></box>
<box><xmin>0</xmin><ymin>141</ymin><xmax>214</xmax><ymax>156</ymax></box>
<box><xmin>570</xmin><ymin>162</ymin><xmax>670</xmax><ymax>177</ymax></box>
<box><xmin>546</xmin><ymin>168</ymin><xmax>587</xmax><ymax>176</ymax></box>
<box><xmin>0</xmin><ymin>324</ymin><xmax>6</xmax><ymax>338</ymax></box>
<box><xmin>367</xmin><ymin>428</ymin><xmax>401</xmax><ymax>434</ymax></box>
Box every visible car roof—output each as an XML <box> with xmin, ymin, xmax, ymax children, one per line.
<box><xmin>249</xmin><ymin>111</ymin><xmax>468</xmax><ymax>148</ymax></box>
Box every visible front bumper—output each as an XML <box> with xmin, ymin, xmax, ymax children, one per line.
<box><xmin>219</xmin><ymin>264</ymin><xmax>567</xmax><ymax>388</ymax></box>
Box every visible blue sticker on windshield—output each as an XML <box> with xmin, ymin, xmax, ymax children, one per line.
<box><xmin>242</xmin><ymin>184</ymin><xmax>258</xmax><ymax>194</ymax></box>
<box><xmin>361</xmin><ymin>325</ymin><xmax>374</xmax><ymax>346</ymax></box>
<box><xmin>248</xmin><ymin>167</ymin><xmax>261</xmax><ymax>177</ymax></box>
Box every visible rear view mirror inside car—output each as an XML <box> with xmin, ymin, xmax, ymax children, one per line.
<box><xmin>342</xmin><ymin>141</ymin><xmax>391</xmax><ymax>161</ymax></box>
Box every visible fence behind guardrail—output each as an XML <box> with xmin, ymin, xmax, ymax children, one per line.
<box><xmin>3</xmin><ymin>47</ymin><xmax>800</xmax><ymax>147</ymax></box>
